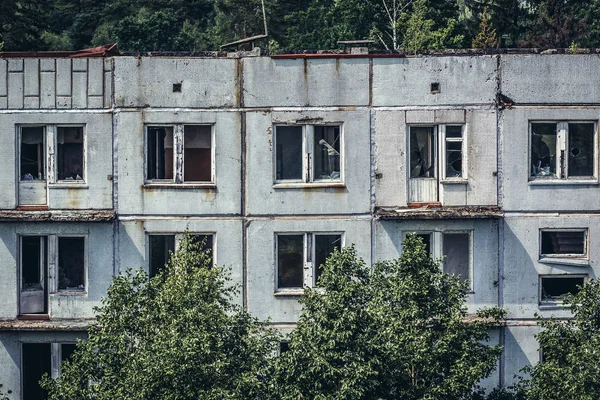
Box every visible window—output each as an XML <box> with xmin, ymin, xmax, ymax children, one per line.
<box><xmin>540</xmin><ymin>230</ymin><xmax>587</xmax><ymax>259</ymax></box>
<box><xmin>57</xmin><ymin>127</ymin><xmax>84</xmax><ymax>181</ymax></box>
<box><xmin>409</xmin><ymin>125</ymin><xmax>465</xmax><ymax>180</ymax></box>
<box><xmin>530</xmin><ymin>122</ymin><xmax>596</xmax><ymax>180</ymax></box>
<box><xmin>274</xmin><ymin>125</ymin><xmax>342</xmax><ymax>184</ymax></box>
<box><xmin>540</xmin><ymin>275</ymin><xmax>585</xmax><ymax>304</ymax></box>
<box><xmin>405</xmin><ymin>231</ymin><xmax>472</xmax><ymax>286</ymax></box>
<box><xmin>148</xmin><ymin>233</ymin><xmax>214</xmax><ymax>278</ymax></box>
<box><xmin>20</xmin><ymin>127</ymin><xmax>45</xmax><ymax>181</ymax></box>
<box><xmin>279</xmin><ymin>341</ymin><xmax>290</xmax><ymax>354</ymax></box>
<box><xmin>22</xmin><ymin>342</ymin><xmax>77</xmax><ymax>400</ymax></box>
<box><xmin>146</xmin><ymin>125</ymin><xmax>213</xmax><ymax>184</ymax></box>
<box><xmin>444</xmin><ymin>126</ymin><xmax>464</xmax><ymax>178</ymax></box>
<box><xmin>276</xmin><ymin>232</ymin><xmax>343</xmax><ymax>291</ymax></box>
<box><xmin>58</xmin><ymin>237</ymin><xmax>86</xmax><ymax>292</ymax></box>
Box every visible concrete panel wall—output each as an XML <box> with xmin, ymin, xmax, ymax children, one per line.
<box><xmin>0</xmin><ymin>222</ymin><xmax>114</xmax><ymax>319</ymax></box>
<box><xmin>0</xmin><ymin>112</ymin><xmax>113</xmax><ymax>210</ymax></box>
<box><xmin>503</xmin><ymin>216</ymin><xmax>599</xmax><ymax>319</ymax></box>
<box><xmin>243</xmin><ymin>57</ymin><xmax>370</xmax><ymax>107</ymax></box>
<box><xmin>245</xmin><ymin>109</ymin><xmax>371</xmax><ymax>215</ymax></box>
<box><xmin>372</xmin><ymin>56</ymin><xmax>498</xmax><ymax>106</ymax></box>
<box><xmin>503</xmin><ymin>325</ymin><xmax>541</xmax><ymax>386</ymax></box>
<box><xmin>246</xmin><ymin>218</ymin><xmax>371</xmax><ymax>322</ymax></box>
<box><xmin>113</xmin><ymin>57</ymin><xmax>239</xmax><ymax>108</ymax></box>
<box><xmin>116</xmin><ymin>110</ymin><xmax>241</xmax><ymax>215</ymax></box>
<box><xmin>501</xmin><ymin>55</ymin><xmax>600</xmax><ymax>104</ymax></box>
<box><xmin>375</xmin><ymin>219</ymin><xmax>499</xmax><ymax>312</ymax></box>
<box><xmin>118</xmin><ymin>219</ymin><xmax>243</xmax><ymax>305</ymax></box>
<box><xmin>0</xmin><ymin>58</ymin><xmax>109</xmax><ymax>110</ymax></box>
<box><xmin>501</xmin><ymin>107</ymin><xmax>600</xmax><ymax>211</ymax></box>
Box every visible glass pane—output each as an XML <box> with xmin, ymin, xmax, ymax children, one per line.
<box><xmin>276</xmin><ymin>126</ymin><xmax>303</xmax><ymax>180</ymax></box>
<box><xmin>314</xmin><ymin>126</ymin><xmax>341</xmax><ymax>180</ymax></box>
<box><xmin>410</xmin><ymin>127</ymin><xmax>435</xmax><ymax>178</ymax></box>
<box><xmin>190</xmin><ymin>234</ymin><xmax>214</xmax><ymax>267</ymax></box>
<box><xmin>147</xmin><ymin>126</ymin><xmax>174</xmax><ymax>180</ymax></box>
<box><xmin>58</xmin><ymin>237</ymin><xmax>85</xmax><ymax>291</ymax></box>
<box><xmin>184</xmin><ymin>125</ymin><xmax>212</xmax><ymax>182</ymax></box>
<box><xmin>568</xmin><ymin>123</ymin><xmax>594</xmax><ymax>177</ymax></box>
<box><xmin>446</xmin><ymin>125</ymin><xmax>463</xmax><ymax>138</ymax></box>
<box><xmin>277</xmin><ymin>235</ymin><xmax>304</xmax><ymax>288</ymax></box>
<box><xmin>541</xmin><ymin>231</ymin><xmax>585</xmax><ymax>255</ymax></box>
<box><xmin>445</xmin><ymin>141</ymin><xmax>462</xmax><ymax>178</ymax></box>
<box><xmin>541</xmin><ymin>277</ymin><xmax>584</xmax><ymax>302</ymax></box>
<box><xmin>57</xmin><ymin>127</ymin><xmax>84</xmax><ymax>181</ymax></box>
<box><xmin>531</xmin><ymin>123</ymin><xmax>557</xmax><ymax>178</ymax></box>
<box><xmin>149</xmin><ymin>235</ymin><xmax>175</xmax><ymax>278</ymax></box>
<box><xmin>314</xmin><ymin>234</ymin><xmax>342</xmax><ymax>285</ymax></box>
<box><xmin>21</xmin><ymin>127</ymin><xmax>45</xmax><ymax>180</ymax></box>
<box><xmin>22</xmin><ymin>237</ymin><xmax>43</xmax><ymax>290</ymax></box>
<box><xmin>415</xmin><ymin>233</ymin><xmax>431</xmax><ymax>254</ymax></box>
<box><xmin>443</xmin><ymin>233</ymin><xmax>470</xmax><ymax>283</ymax></box>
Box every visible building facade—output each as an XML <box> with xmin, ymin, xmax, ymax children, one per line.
<box><xmin>0</xmin><ymin>50</ymin><xmax>596</xmax><ymax>397</ymax></box>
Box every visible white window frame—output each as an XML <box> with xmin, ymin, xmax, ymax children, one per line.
<box><xmin>539</xmin><ymin>274</ymin><xmax>587</xmax><ymax>306</ymax></box>
<box><xmin>538</xmin><ymin>228</ymin><xmax>589</xmax><ymax>266</ymax></box>
<box><xmin>274</xmin><ymin>232</ymin><xmax>344</xmax><ymax>294</ymax></box>
<box><xmin>146</xmin><ymin>232</ymin><xmax>217</xmax><ymax>271</ymax></box>
<box><xmin>56</xmin><ymin>235</ymin><xmax>88</xmax><ymax>294</ymax></box>
<box><xmin>144</xmin><ymin>124</ymin><xmax>215</xmax><ymax>186</ymax></box>
<box><xmin>402</xmin><ymin>230</ymin><xmax>473</xmax><ymax>291</ymax></box>
<box><xmin>529</xmin><ymin>120</ymin><xmax>598</xmax><ymax>183</ymax></box>
<box><xmin>273</xmin><ymin>124</ymin><xmax>344</xmax><ymax>187</ymax></box>
<box><xmin>18</xmin><ymin>124</ymin><xmax>87</xmax><ymax>185</ymax></box>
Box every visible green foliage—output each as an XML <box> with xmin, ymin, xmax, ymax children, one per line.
<box><xmin>41</xmin><ymin>31</ymin><xmax>73</xmax><ymax>51</ymax></box>
<box><xmin>472</xmin><ymin>7</ymin><xmax>498</xmax><ymax>48</ymax></box>
<box><xmin>271</xmin><ymin>234</ymin><xmax>504</xmax><ymax>399</ymax></box>
<box><xmin>41</xmin><ymin>234</ymin><xmax>279</xmax><ymax>400</ymax></box>
<box><xmin>515</xmin><ymin>279</ymin><xmax>600</xmax><ymax>400</ymax></box>
<box><xmin>402</xmin><ymin>0</ymin><xmax>464</xmax><ymax>53</ymax></box>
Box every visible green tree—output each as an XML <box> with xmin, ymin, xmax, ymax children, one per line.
<box><xmin>472</xmin><ymin>7</ymin><xmax>498</xmax><ymax>48</ymax></box>
<box><xmin>516</xmin><ymin>279</ymin><xmax>600</xmax><ymax>400</ymax></box>
<box><xmin>42</xmin><ymin>234</ymin><xmax>279</xmax><ymax>400</ymax></box>
<box><xmin>402</xmin><ymin>0</ymin><xmax>464</xmax><ymax>53</ymax></box>
<box><xmin>271</xmin><ymin>235</ymin><xmax>504</xmax><ymax>399</ymax></box>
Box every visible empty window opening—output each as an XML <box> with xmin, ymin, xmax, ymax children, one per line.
<box><xmin>183</xmin><ymin>125</ymin><xmax>212</xmax><ymax>182</ymax></box>
<box><xmin>443</xmin><ymin>233</ymin><xmax>470</xmax><ymax>283</ymax></box>
<box><xmin>314</xmin><ymin>234</ymin><xmax>342</xmax><ymax>285</ymax></box>
<box><xmin>149</xmin><ymin>235</ymin><xmax>175</xmax><ymax>278</ymax></box>
<box><xmin>415</xmin><ymin>233</ymin><xmax>432</xmax><ymax>254</ymax></box>
<box><xmin>541</xmin><ymin>230</ymin><xmax>586</xmax><ymax>257</ymax></box>
<box><xmin>531</xmin><ymin>122</ymin><xmax>595</xmax><ymax>179</ymax></box>
<box><xmin>23</xmin><ymin>343</ymin><xmax>51</xmax><ymax>400</ymax></box>
<box><xmin>20</xmin><ymin>236</ymin><xmax>48</xmax><ymax>315</ymax></box>
<box><xmin>57</xmin><ymin>127</ymin><xmax>84</xmax><ymax>181</ymax></box>
<box><xmin>279</xmin><ymin>341</ymin><xmax>290</xmax><ymax>354</ymax></box>
<box><xmin>190</xmin><ymin>234</ymin><xmax>214</xmax><ymax>267</ymax></box>
<box><xmin>147</xmin><ymin>126</ymin><xmax>174</xmax><ymax>180</ymax></box>
<box><xmin>410</xmin><ymin>127</ymin><xmax>436</xmax><ymax>178</ymax></box>
<box><xmin>445</xmin><ymin>126</ymin><xmax>463</xmax><ymax>178</ymax></box>
<box><xmin>541</xmin><ymin>276</ymin><xmax>584</xmax><ymax>303</ymax></box>
<box><xmin>275</xmin><ymin>125</ymin><xmax>342</xmax><ymax>183</ymax></box>
<box><xmin>277</xmin><ymin>235</ymin><xmax>304</xmax><ymax>289</ymax></box>
<box><xmin>20</xmin><ymin>127</ymin><xmax>45</xmax><ymax>181</ymax></box>
<box><xmin>58</xmin><ymin>237</ymin><xmax>85</xmax><ymax>292</ymax></box>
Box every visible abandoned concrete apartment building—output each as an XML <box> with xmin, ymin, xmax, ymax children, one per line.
<box><xmin>0</xmin><ymin>48</ymin><xmax>596</xmax><ymax>397</ymax></box>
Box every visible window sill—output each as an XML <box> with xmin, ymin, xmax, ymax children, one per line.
<box><xmin>529</xmin><ymin>179</ymin><xmax>599</xmax><ymax>186</ymax></box>
<box><xmin>539</xmin><ymin>257</ymin><xmax>589</xmax><ymax>267</ymax></box>
<box><xmin>272</xmin><ymin>182</ymin><xmax>345</xmax><ymax>189</ymax></box>
<box><xmin>143</xmin><ymin>183</ymin><xmax>216</xmax><ymax>190</ymax></box>
<box><xmin>53</xmin><ymin>291</ymin><xmax>87</xmax><ymax>296</ymax></box>
<box><xmin>440</xmin><ymin>179</ymin><xmax>468</xmax><ymax>185</ymax></box>
<box><xmin>50</xmin><ymin>183</ymin><xmax>88</xmax><ymax>189</ymax></box>
<box><xmin>538</xmin><ymin>303</ymin><xmax>569</xmax><ymax>310</ymax></box>
<box><xmin>274</xmin><ymin>289</ymin><xmax>305</xmax><ymax>297</ymax></box>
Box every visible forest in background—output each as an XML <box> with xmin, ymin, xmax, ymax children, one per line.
<box><xmin>0</xmin><ymin>0</ymin><xmax>598</xmax><ymax>53</ymax></box>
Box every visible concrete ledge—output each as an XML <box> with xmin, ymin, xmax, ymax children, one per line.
<box><xmin>376</xmin><ymin>206</ymin><xmax>503</xmax><ymax>220</ymax></box>
<box><xmin>0</xmin><ymin>318</ymin><xmax>93</xmax><ymax>331</ymax></box>
<box><xmin>0</xmin><ymin>210</ymin><xmax>115</xmax><ymax>222</ymax></box>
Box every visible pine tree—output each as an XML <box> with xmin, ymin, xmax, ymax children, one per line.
<box><xmin>472</xmin><ymin>7</ymin><xmax>498</xmax><ymax>49</ymax></box>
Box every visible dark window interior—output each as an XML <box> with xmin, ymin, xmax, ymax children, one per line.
<box><xmin>415</xmin><ymin>233</ymin><xmax>432</xmax><ymax>254</ymax></box>
<box><xmin>20</xmin><ymin>127</ymin><xmax>45</xmax><ymax>181</ymax></box>
<box><xmin>58</xmin><ymin>237</ymin><xmax>85</xmax><ymax>291</ymax></box>
<box><xmin>183</xmin><ymin>125</ymin><xmax>212</xmax><ymax>182</ymax></box>
<box><xmin>61</xmin><ymin>343</ymin><xmax>77</xmax><ymax>363</ymax></box>
<box><xmin>22</xmin><ymin>237</ymin><xmax>43</xmax><ymax>290</ymax></box>
<box><xmin>314</xmin><ymin>126</ymin><xmax>341</xmax><ymax>180</ymax></box>
<box><xmin>277</xmin><ymin>235</ymin><xmax>304</xmax><ymax>288</ymax></box>
<box><xmin>443</xmin><ymin>233</ymin><xmax>470</xmax><ymax>283</ymax></box>
<box><xmin>149</xmin><ymin>235</ymin><xmax>175</xmax><ymax>278</ymax></box>
<box><xmin>541</xmin><ymin>276</ymin><xmax>584</xmax><ymax>302</ymax></box>
<box><xmin>531</xmin><ymin>123</ymin><xmax>557</xmax><ymax>178</ymax></box>
<box><xmin>410</xmin><ymin>127</ymin><xmax>435</xmax><ymax>178</ymax></box>
<box><xmin>279</xmin><ymin>341</ymin><xmax>290</xmax><ymax>354</ymax></box>
<box><xmin>568</xmin><ymin>123</ymin><xmax>594</xmax><ymax>177</ymax></box>
<box><xmin>541</xmin><ymin>231</ymin><xmax>586</xmax><ymax>256</ymax></box>
<box><xmin>276</xmin><ymin>126</ymin><xmax>303</xmax><ymax>181</ymax></box>
<box><xmin>314</xmin><ymin>234</ymin><xmax>341</xmax><ymax>285</ymax></box>
<box><xmin>147</xmin><ymin>126</ymin><xmax>174</xmax><ymax>180</ymax></box>
<box><xmin>190</xmin><ymin>234</ymin><xmax>214</xmax><ymax>267</ymax></box>
<box><xmin>57</xmin><ymin>127</ymin><xmax>84</xmax><ymax>180</ymax></box>
<box><xmin>23</xmin><ymin>343</ymin><xmax>51</xmax><ymax>400</ymax></box>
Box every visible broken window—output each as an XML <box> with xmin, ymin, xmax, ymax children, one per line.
<box><xmin>410</xmin><ymin>127</ymin><xmax>436</xmax><ymax>178</ymax></box>
<box><xmin>275</xmin><ymin>125</ymin><xmax>342</xmax><ymax>184</ymax></box>
<box><xmin>541</xmin><ymin>230</ymin><xmax>587</xmax><ymax>258</ymax></box>
<box><xmin>57</xmin><ymin>127</ymin><xmax>84</xmax><ymax>181</ymax></box>
<box><xmin>540</xmin><ymin>275</ymin><xmax>585</xmax><ymax>304</ymax></box>
<box><xmin>531</xmin><ymin>122</ymin><xmax>596</xmax><ymax>179</ymax></box>
<box><xmin>276</xmin><ymin>232</ymin><xmax>342</xmax><ymax>291</ymax></box>
<box><xmin>146</xmin><ymin>125</ymin><xmax>213</xmax><ymax>184</ymax></box>
<box><xmin>58</xmin><ymin>237</ymin><xmax>85</xmax><ymax>292</ymax></box>
<box><xmin>23</xmin><ymin>342</ymin><xmax>77</xmax><ymax>399</ymax></box>
<box><xmin>148</xmin><ymin>235</ymin><xmax>175</xmax><ymax>278</ymax></box>
<box><xmin>443</xmin><ymin>232</ymin><xmax>470</xmax><ymax>283</ymax></box>
<box><xmin>20</xmin><ymin>127</ymin><xmax>45</xmax><ymax>181</ymax></box>
<box><xmin>444</xmin><ymin>126</ymin><xmax>464</xmax><ymax>178</ymax></box>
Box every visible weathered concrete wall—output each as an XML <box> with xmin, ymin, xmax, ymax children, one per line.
<box><xmin>373</xmin><ymin>109</ymin><xmax>497</xmax><ymax>207</ymax></box>
<box><xmin>503</xmin><ymin>325</ymin><xmax>541</xmax><ymax>386</ymax></box>
<box><xmin>0</xmin><ymin>222</ymin><xmax>114</xmax><ymax>319</ymax></box>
